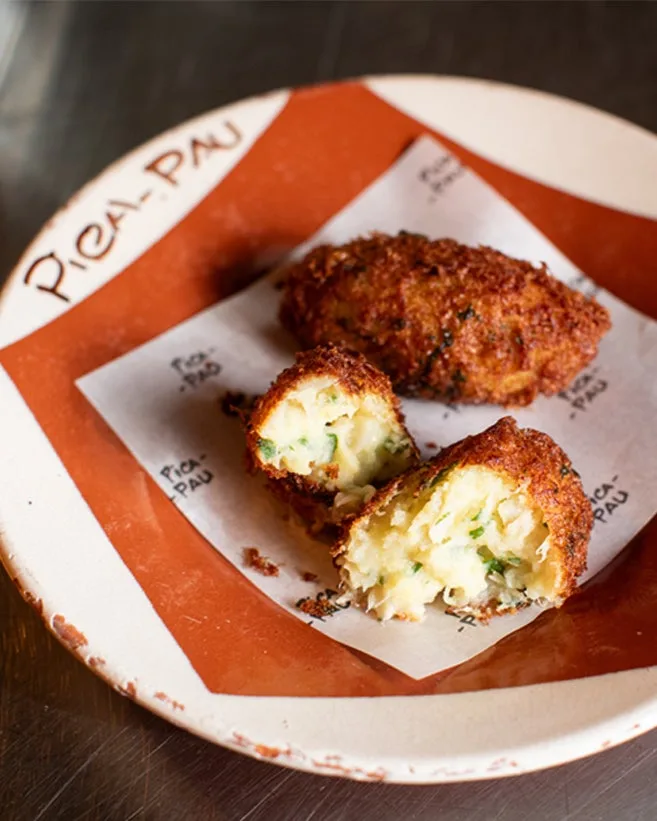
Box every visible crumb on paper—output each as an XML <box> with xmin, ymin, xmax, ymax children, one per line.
<box><xmin>425</xmin><ymin>441</ymin><xmax>438</xmax><ymax>449</ymax></box>
<box><xmin>301</xmin><ymin>571</ymin><xmax>319</xmax><ymax>583</ymax></box>
<box><xmin>220</xmin><ymin>391</ymin><xmax>258</xmax><ymax>419</ymax></box>
<box><xmin>243</xmin><ymin>546</ymin><xmax>280</xmax><ymax>577</ymax></box>
<box><xmin>296</xmin><ymin>597</ymin><xmax>337</xmax><ymax>619</ymax></box>
<box><xmin>295</xmin><ymin>589</ymin><xmax>349</xmax><ymax>620</ymax></box>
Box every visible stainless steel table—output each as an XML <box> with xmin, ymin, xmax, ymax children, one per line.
<box><xmin>2</xmin><ymin>3</ymin><xmax>657</xmax><ymax>819</ymax></box>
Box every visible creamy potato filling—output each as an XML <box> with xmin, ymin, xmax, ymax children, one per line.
<box><xmin>340</xmin><ymin>465</ymin><xmax>561</xmax><ymax>621</ymax></box>
<box><xmin>256</xmin><ymin>376</ymin><xmax>414</xmax><ymax>492</ymax></box>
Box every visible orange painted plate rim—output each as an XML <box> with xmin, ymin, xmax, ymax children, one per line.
<box><xmin>1</xmin><ymin>75</ymin><xmax>657</xmax><ymax>783</ymax></box>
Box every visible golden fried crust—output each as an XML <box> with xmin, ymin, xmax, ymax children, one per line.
<box><xmin>334</xmin><ymin>417</ymin><xmax>592</xmax><ymax>605</ymax></box>
<box><xmin>280</xmin><ymin>233</ymin><xmax>612</xmax><ymax>407</ymax></box>
<box><xmin>245</xmin><ymin>343</ymin><xmax>419</xmax><ymax>497</ymax></box>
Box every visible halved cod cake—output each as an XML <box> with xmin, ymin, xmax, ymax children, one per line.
<box><xmin>333</xmin><ymin>417</ymin><xmax>591</xmax><ymax>621</ymax></box>
<box><xmin>246</xmin><ymin>344</ymin><xmax>419</xmax><ymax>528</ymax></box>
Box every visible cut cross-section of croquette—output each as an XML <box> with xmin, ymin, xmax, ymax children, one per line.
<box><xmin>333</xmin><ymin>417</ymin><xmax>591</xmax><ymax>621</ymax></box>
<box><xmin>246</xmin><ymin>345</ymin><xmax>419</xmax><ymax>523</ymax></box>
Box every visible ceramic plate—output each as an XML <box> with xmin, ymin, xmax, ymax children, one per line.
<box><xmin>2</xmin><ymin>75</ymin><xmax>657</xmax><ymax>784</ymax></box>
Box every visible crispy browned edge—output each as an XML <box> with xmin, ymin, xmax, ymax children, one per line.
<box><xmin>245</xmin><ymin>342</ymin><xmax>419</xmax><ymax>502</ymax></box>
<box><xmin>333</xmin><ymin>416</ymin><xmax>592</xmax><ymax>616</ymax></box>
<box><xmin>279</xmin><ymin>233</ymin><xmax>612</xmax><ymax>407</ymax></box>
<box><xmin>264</xmin><ymin>476</ymin><xmax>338</xmax><ymax>541</ymax></box>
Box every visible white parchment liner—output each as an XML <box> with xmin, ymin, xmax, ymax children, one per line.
<box><xmin>78</xmin><ymin>137</ymin><xmax>657</xmax><ymax>679</ymax></box>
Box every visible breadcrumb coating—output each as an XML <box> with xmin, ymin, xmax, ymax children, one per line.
<box><xmin>280</xmin><ymin>233</ymin><xmax>611</xmax><ymax>407</ymax></box>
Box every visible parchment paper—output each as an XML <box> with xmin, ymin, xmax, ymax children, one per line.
<box><xmin>77</xmin><ymin>136</ymin><xmax>657</xmax><ymax>679</ymax></box>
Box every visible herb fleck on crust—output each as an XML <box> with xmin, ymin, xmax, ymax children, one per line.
<box><xmin>280</xmin><ymin>233</ymin><xmax>611</xmax><ymax>407</ymax></box>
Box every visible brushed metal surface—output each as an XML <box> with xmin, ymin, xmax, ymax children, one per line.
<box><xmin>1</xmin><ymin>2</ymin><xmax>657</xmax><ymax>819</ymax></box>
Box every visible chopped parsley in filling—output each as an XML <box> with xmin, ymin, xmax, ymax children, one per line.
<box><xmin>340</xmin><ymin>464</ymin><xmax>561</xmax><ymax>621</ymax></box>
<box><xmin>256</xmin><ymin>376</ymin><xmax>415</xmax><ymax>496</ymax></box>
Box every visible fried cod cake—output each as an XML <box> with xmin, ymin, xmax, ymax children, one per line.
<box><xmin>280</xmin><ymin>232</ymin><xmax>611</xmax><ymax>407</ymax></box>
<box><xmin>333</xmin><ymin>417</ymin><xmax>591</xmax><ymax>621</ymax></box>
<box><xmin>246</xmin><ymin>345</ymin><xmax>419</xmax><ymax>525</ymax></box>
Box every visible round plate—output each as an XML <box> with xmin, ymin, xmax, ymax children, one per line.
<box><xmin>2</xmin><ymin>75</ymin><xmax>657</xmax><ymax>783</ymax></box>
